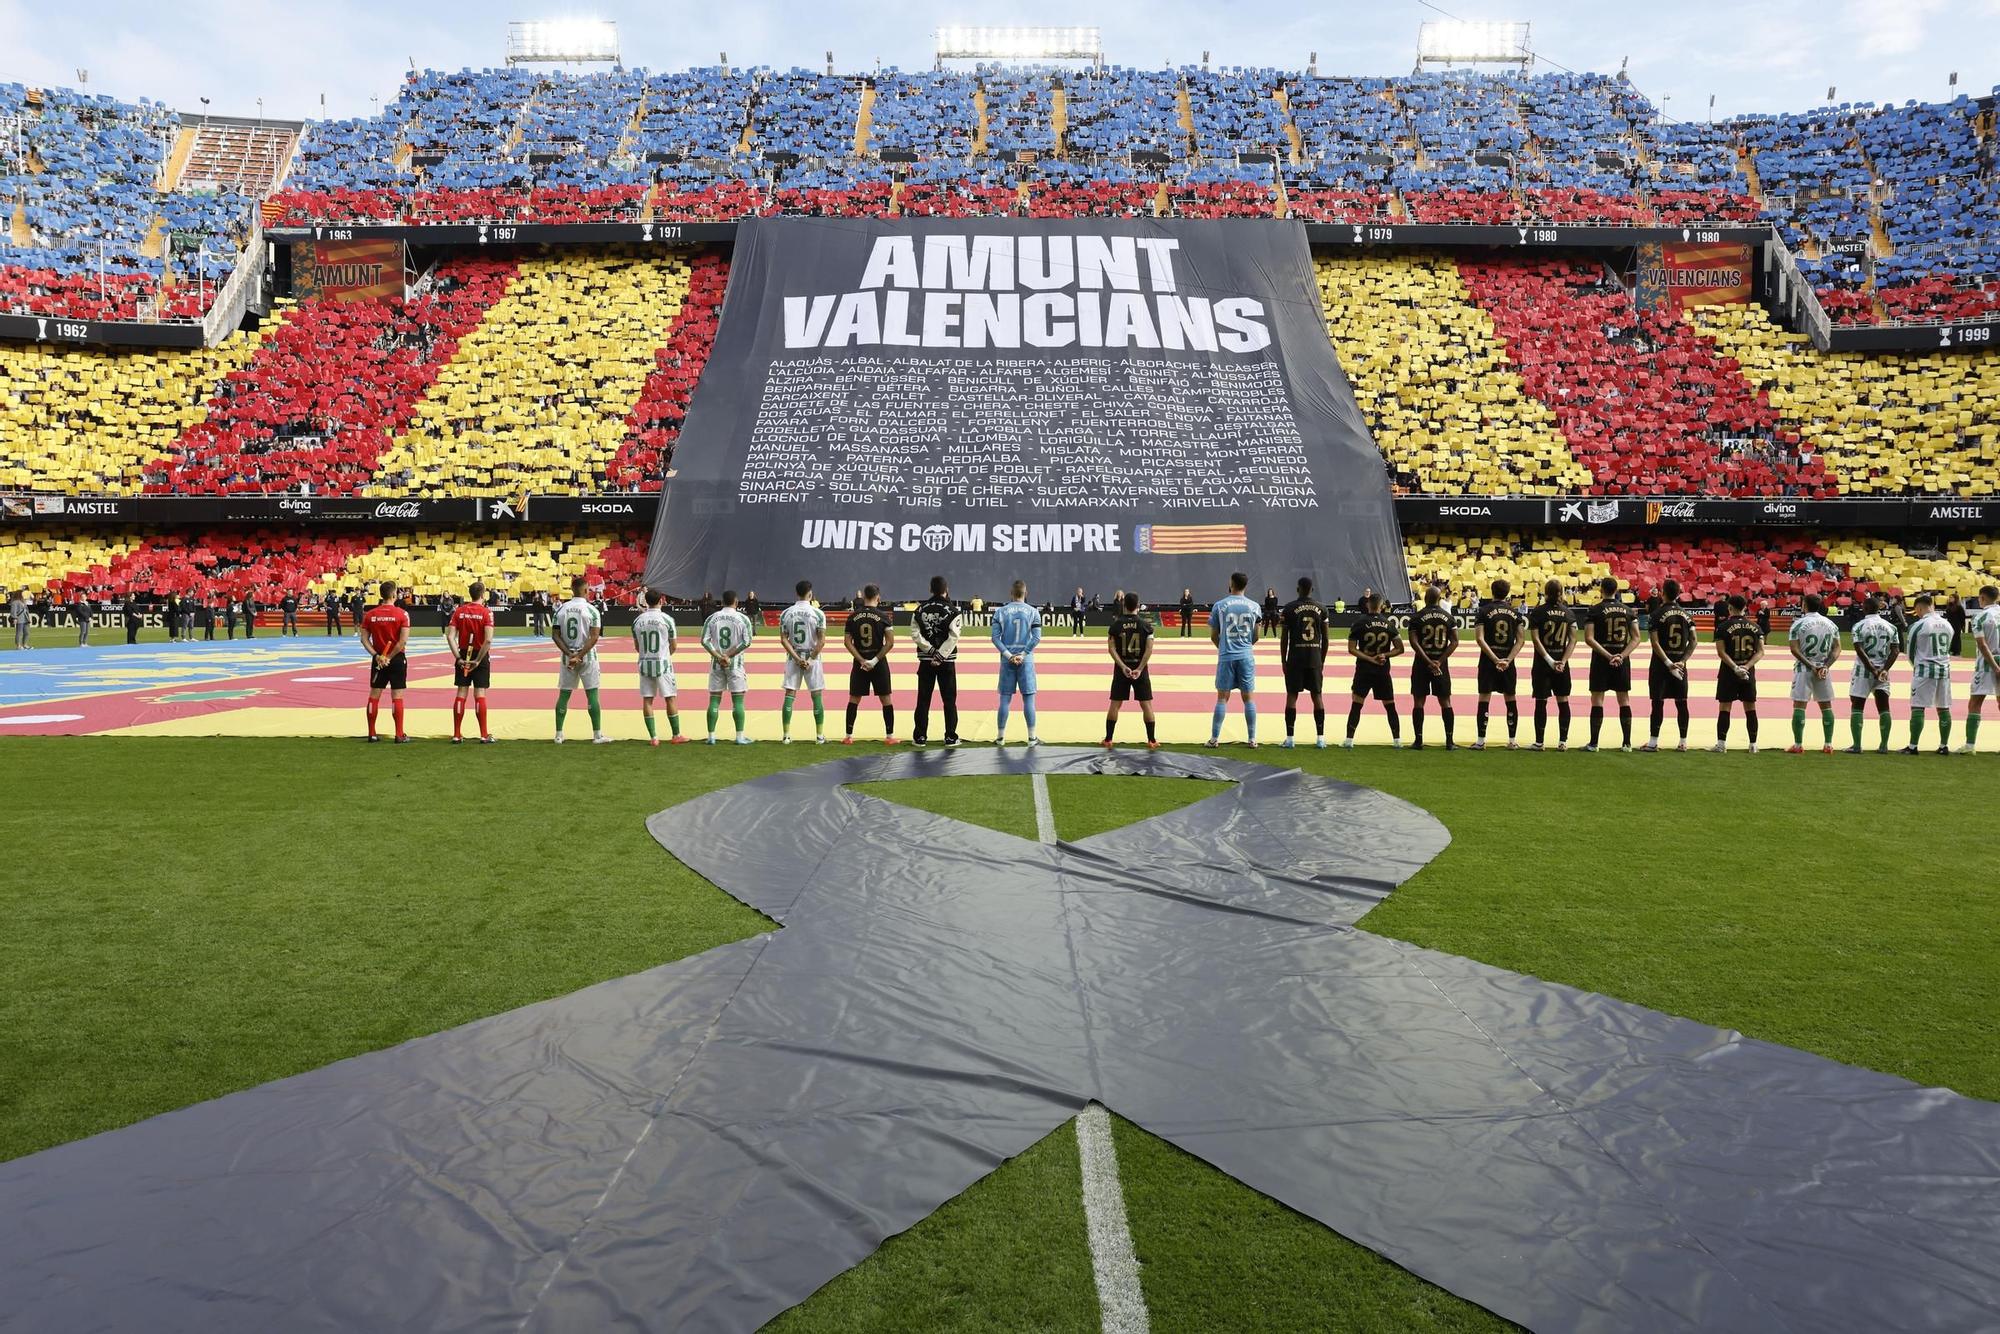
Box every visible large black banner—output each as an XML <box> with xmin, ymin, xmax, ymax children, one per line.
<box><xmin>642</xmin><ymin>217</ymin><xmax>1410</xmax><ymax>602</ymax></box>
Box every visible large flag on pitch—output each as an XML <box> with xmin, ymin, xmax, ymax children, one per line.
<box><xmin>642</xmin><ymin>217</ymin><xmax>1409</xmax><ymax>603</ymax></box>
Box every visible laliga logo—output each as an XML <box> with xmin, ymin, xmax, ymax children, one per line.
<box><xmin>372</xmin><ymin>501</ymin><xmax>423</xmax><ymax>519</ymax></box>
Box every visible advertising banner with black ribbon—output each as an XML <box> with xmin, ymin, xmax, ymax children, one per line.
<box><xmin>642</xmin><ymin>217</ymin><xmax>1410</xmax><ymax>602</ymax></box>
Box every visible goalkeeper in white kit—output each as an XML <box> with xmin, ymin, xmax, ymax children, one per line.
<box><xmin>702</xmin><ymin>590</ymin><xmax>756</xmax><ymax>745</ymax></box>
<box><xmin>631</xmin><ymin>588</ymin><xmax>685</xmax><ymax>745</ymax></box>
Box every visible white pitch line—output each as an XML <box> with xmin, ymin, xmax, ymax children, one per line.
<box><xmin>1034</xmin><ymin>769</ymin><xmax>1149</xmax><ymax>1332</ymax></box>
<box><xmin>1076</xmin><ymin>1103</ymin><xmax>1150</xmax><ymax>1334</ymax></box>
<box><xmin>1031</xmin><ymin>770</ymin><xmax>1058</xmax><ymax>846</ymax></box>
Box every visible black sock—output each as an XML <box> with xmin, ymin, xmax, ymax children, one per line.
<box><xmin>844</xmin><ymin>701</ymin><xmax>859</xmax><ymax>735</ymax></box>
<box><xmin>1412</xmin><ymin>702</ymin><xmax>1426</xmax><ymax>744</ymax></box>
<box><xmin>1285</xmin><ymin>704</ymin><xmax>1297</xmax><ymax>737</ymax></box>
<box><xmin>1649</xmin><ymin>699</ymin><xmax>1664</xmax><ymax>737</ymax></box>
<box><xmin>1557</xmin><ymin>701</ymin><xmax>1571</xmax><ymax>743</ymax></box>
<box><xmin>1534</xmin><ymin>699</ymin><xmax>1548</xmax><ymax>745</ymax></box>
<box><xmin>1384</xmin><ymin>703</ymin><xmax>1401</xmax><ymax>739</ymax></box>
<box><xmin>1347</xmin><ymin>700</ymin><xmax>1363</xmax><ymax>738</ymax></box>
<box><xmin>1144</xmin><ymin>718</ymin><xmax>1156</xmax><ymax>743</ymax></box>
<box><xmin>1745</xmin><ymin>710</ymin><xmax>1759</xmax><ymax>743</ymax></box>
<box><xmin>1477</xmin><ymin>701</ymin><xmax>1490</xmax><ymax>739</ymax></box>
<box><xmin>1675</xmin><ymin>699</ymin><xmax>1688</xmax><ymax>739</ymax></box>
<box><xmin>1590</xmin><ymin>704</ymin><xmax>1604</xmax><ymax>746</ymax></box>
<box><xmin>1718</xmin><ymin>712</ymin><xmax>1732</xmax><ymax>742</ymax></box>
<box><xmin>1619</xmin><ymin>705</ymin><xmax>1632</xmax><ymax>747</ymax></box>
<box><xmin>1313</xmin><ymin>705</ymin><xmax>1325</xmax><ymax>738</ymax></box>
<box><xmin>1441</xmin><ymin>708</ymin><xmax>1455</xmax><ymax>746</ymax></box>
<box><xmin>882</xmin><ymin>703</ymin><xmax>894</xmax><ymax>736</ymax></box>
<box><xmin>1105</xmin><ymin>717</ymin><xmax>1116</xmax><ymax>743</ymax></box>
<box><xmin>1506</xmin><ymin>700</ymin><xmax>1518</xmax><ymax>739</ymax></box>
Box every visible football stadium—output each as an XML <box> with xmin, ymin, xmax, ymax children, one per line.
<box><xmin>2</xmin><ymin>6</ymin><xmax>1999</xmax><ymax>1330</ymax></box>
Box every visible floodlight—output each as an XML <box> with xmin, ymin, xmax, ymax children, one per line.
<box><xmin>507</xmin><ymin>18</ymin><xmax>620</xmax><ymax>65</ymax></box>
<box><xmin>1415</xmin><ymin>20</ymin><xmax>1530</xmax><ymax>70</ymax></box>
<box><xmin>935</xmin><ymin>25</ymin><xmax>1102</xmax><ymax>63</ymax></box>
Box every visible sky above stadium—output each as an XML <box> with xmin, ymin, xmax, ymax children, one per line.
<box><xmin>2</xmin><ymin>0</ymin><xmax>1995</xmax><ymax>123</ymax></box>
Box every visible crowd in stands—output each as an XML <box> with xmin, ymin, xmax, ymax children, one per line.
<box><xmin>6</xmin><ymin>62</ymin><xmax>1999</xmax><ymax>324</ymax></box>
<box><xmin>2</xmin><ymin>83</ymin><xmax>254</xmax><ymax>321</ymax></box>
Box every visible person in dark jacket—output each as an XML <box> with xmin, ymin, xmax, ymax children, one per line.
<box><xmin>200</xmin><ymin>598</ymin><xmax>216</xmax><ymax>640</ymax></box>
<box><xmin>281</xmin><ymin>593</ymin><xmax>299</xmax><ymax>635</ymax></box>
<box><xmin>1179</xmin><ymin>588</ymin><xmax>1195</xmax><ymax>638</ymax></box>
<box><xmin>241</xmin><ymin>593</ymin><xmax>258</xmax><ymax>639</ymax></box>
<box><xmin>124</xmin><ymin>594</ymin><xmax>142</xmax><ymax>644</ymax></box>
<box><xmin>1944</xmin><ymin>593</ymin><xmax>1967</xmax><ymax>656</ymax></box>
<box><xmin>325</xmin><ymin>594</ymin><xmax>343</xmax><ymax>636</ymax></box>
<box><xmin>224</xmin><ymin>597</ymin><xmax>238</xmax><ymax>638</ymax></box>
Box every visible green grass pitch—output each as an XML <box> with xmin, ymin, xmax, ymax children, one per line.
<box><xmin>2</xmin><ymin>736</ymin><xmax>1995</xmax><ymax>1331</ymax></box>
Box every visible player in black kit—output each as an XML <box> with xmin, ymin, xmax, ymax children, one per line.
<box><xmin>1473</xmin><ymin>578</ymin><xmax>1525</xmax><ymax>749</ymax></box>
<box><xmin>1644</xmin><ymin>578</ymin><xmax>1696</xmax><ymax>751</ymax></box>
<box><xmin>1343</xmin><ymin>593</ymin><xmax>1404</xmax><ymax>748</ymax></box>
<box><xmin>1407</xmin><ymin>586</ymin><xmax>1459</xmax><ymax>750</ymax></box>
<box><xmin>843</xmin><ymin>585</ymin><xmax>897</xmax><ymax>744</ymax></box>
<box><xmin>1528</xmin><ymin>580</ymin><xmax>1577</xmax><ymax>750</ymax></box>
<box><xmin>1583</xmin><ymin>575</ymin><xmax>1638</xmax><ymax>751</ymax></box>
<box><xmin>1103</xmin><ymin>592</ymin><xmax>1159</xmax><ymax>749</ymax></box>
<box><xmin>1278</xmin><ymin>576</ymin><xmax>1330</xmax><ymax>749</ymax></box>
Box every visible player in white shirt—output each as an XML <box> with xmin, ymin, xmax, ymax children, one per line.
<box><xmin>701</xmin><ymin>589</ymin><xmax>755</xmax><ymax>745</ymax></box>
<box><xmin>551</xmin><ymin>574</ymin><xmax>610</xmax><ymax>744</ymax></box>
<box><xmin>1785</xmin><ymin>593</ymin><xmax>1842</xmax><ymax>753</ymax></box>
<box><xmin>1845</xmin><ymin>595</ymin><xmax>1900</xmax><ymax>753</ymax></box>
<box><xmin>1902</xmin><ymin>593</ymin><xmax>1955</xmax><ymax>755</ymax></box>
<box><xmin>778</xmin><ymin>579</ymin><xmax>828</xmax><ymax>744</ymax></box>
<box><xmin>630</xmin><ymin>588</ymin><xmax>684</xmax><ymax>746</ymax></box>
<box><xmin>1962</xmin><ymin>584</ymin><xmax>1999</xmax><ymax>753</ymax></box>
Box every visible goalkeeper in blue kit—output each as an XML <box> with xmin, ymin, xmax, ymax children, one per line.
<box><xmin>992</xmin><ymin>579</ymin><xmax>1042</xmax><ymax>746</ymax></box>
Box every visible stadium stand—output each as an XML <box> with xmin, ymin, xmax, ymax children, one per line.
<box><xmin>150</xmin><ymin>256</ymin><xmax>518</xmax><ymax>496</ymax></box>
<box><xmin>1457</xmin><ymin>257</ymin><xmax>1834</xmax><ymax>496</ymax></box>
<box><xmin>1694</xmin><ymin>302</ymin><xmax>2000</xmax><ymax>495</ymax></box>
<box><xmin>1</xmin><ymin>336</ymin><xmax>265</xmax><ymax>493</ymax></box>
<box><xmin>1317</xmin><ymin>253</ymin><xmax>1592</xmax><ymax>495</ymax></box>
<box><xmin>1403</xmin><ymin>529</ymin><xmax>1611</xmax><ymax>598</ymax></box>
<box><xmin>2</xmin><ymin>83</ymin><xmax>254</xmax><ymax>320</ymax></box>
<box><xmin>605</xmin><ymin>251</ymin><xmax>726</xmax><ymax>492</ymax></box>
<box><xmin>370</xmin><ymin>249</ymin><xmax>690</xmax><ymax>496</ymax></box>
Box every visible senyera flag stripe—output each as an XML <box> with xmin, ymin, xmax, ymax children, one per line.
<box><xmin>1145</xmin><ymin>523</ymin><xmax>1249</xmax><ymax>554</ymax></box>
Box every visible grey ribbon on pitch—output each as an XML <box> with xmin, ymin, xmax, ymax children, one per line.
<box><xmin>1</xmin><ymin>749</ymin><xmax>1997</xmax><ymax>1334</ymax></box>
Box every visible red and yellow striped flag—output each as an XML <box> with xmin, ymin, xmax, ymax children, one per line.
<box><xmin>1137</xmin><ymin>523</ymin><xmax>1248</xmax><ymax>554</ymax></box>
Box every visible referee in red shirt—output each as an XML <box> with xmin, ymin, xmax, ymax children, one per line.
<box><xmin>446</xmin><ymin>581</ymin><xmax>496</xmax><ymax>744</ymax></box>
<box><xmin>358</xmin><ymin>581</ymin><xmax>411</xmax><ymax>743</ymax></box>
